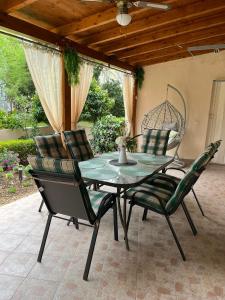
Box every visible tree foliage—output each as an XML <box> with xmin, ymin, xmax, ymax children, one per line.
<box><xmin>80</xmin><ymin>79</ymin><xmax>114</xmax><ymax>122</ymax></box>
<box><xmin>102</xmin><ymin>79</ymin><xmax>124</xmax><ymax>117</ymax></box>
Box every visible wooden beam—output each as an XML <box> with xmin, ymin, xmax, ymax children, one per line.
<box><xmin>0</xmin><ymin>12</ymin><xmax>135</xmax><ymax>72</ymax></box>
<box><xmin>52</xmin><ymin>0</ymin><xmax>176</xmax><ymax>36</ymax></box>
<box><xmin>138</xmin><ymin>49</ymin><xmax>215</xmax><ymax>66</ymax></box>
<box><xmin>79</xmin><ymin>0</ymin><xmax>225</xmax><ymax>47</ymax></box>
<box><xmin>127</xmin><ymin>34</ymin><xmax>225</xmax><ymax>64</ymax></box>
<box><xmin>0</xmin><ymin>0</ymin><xmax>37</xmax><ymax>13</ymax></box>
<box><xmin>132</xmin><ymin>79</ymin><xmax>138</xmax><ymax>136</ymax></box>
<box><xmin>99</xmin><ymin>11</ymin><xmax>225</xmax><ymax>54</ymax></box>
<box><xmin>116</xmin><ymin>23</ymin><xmax>225</xmax><ymax>59</ymax></box>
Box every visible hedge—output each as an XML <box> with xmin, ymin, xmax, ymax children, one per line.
<box><xmin>0</xmin><ymin>139</ymin><xmax>36</xmax><ymax>164</ymax></box>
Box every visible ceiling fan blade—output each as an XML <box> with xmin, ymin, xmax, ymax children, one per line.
<box><xmin>133</xmin><ymin>1</ymin><xmax>171</xmax><ymax>10</ymax></box>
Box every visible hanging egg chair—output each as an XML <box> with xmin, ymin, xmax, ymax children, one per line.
<box><xmin>141</xmin><ymin>84</ymin><xmax>187</xmax><ymax>164</ymax></box>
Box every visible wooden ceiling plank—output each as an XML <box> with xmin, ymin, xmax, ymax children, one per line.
<box><xmin>80</xmin><ymin>0</ymin><xmax>225</xmax><ymax>46</ymax></box>
<box><xmin>99</xmin><ymin>11</ymin><xmax>225</xmax><ymax>54</ymax></box>
<box><xmin>0</xmin><ymin>12</ymin><xmax>134</xmax><ymax>72</ymax></box>
<box><xmin>0</xmin><ymin>0</ymin><xmax>38</xmax><ymax>13</ymax></box>
<box><xmin>53</xmin><ymin>0</ymin><xmax>176</xmax><ymax>35</ymax></box>
<box><xmin>129</xmin><ymin>34</ymin><xmax>225</xmax><ymax>64</ymax></box>
<box><xmin>118</xmin><ymin>23</ymin><xmax>225</xmax><ymax>59</ymax></box>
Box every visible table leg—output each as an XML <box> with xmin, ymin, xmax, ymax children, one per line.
<box><xmin>116</xmin><ymin>187</ymin><xmax>130</xmax><ymax>251</ymax></box>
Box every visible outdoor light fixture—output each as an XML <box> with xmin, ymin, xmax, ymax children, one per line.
<box><xmin>116</xmin><ymin>2</ymin><xmax>132</xmax><ymax>26</ymax></box>
<box><xmin>116</xmin><ymin>12</ymin><xmax>132</xmax><ymax>26</ymax></box>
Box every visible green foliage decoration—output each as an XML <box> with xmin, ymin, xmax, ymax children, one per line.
<box><xmin>135</xmin><ymin>66</ymin><xmax>145</xmax><ymax>89</ymax></box>
<box><xmin>0</xmin><ymin>139</ymin><xmax>36</xmax><ymax>165</ymax></box>
<box><xmin>64</xmin><ymin>47</ymin><xmax>82</xmax><ymax>86</ymax></box>
<box><xmin>7</xmin><ymin>186</ymin><xmax>16</xmax><ymax>193</ymax></box>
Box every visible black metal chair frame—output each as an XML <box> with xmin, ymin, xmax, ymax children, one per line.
<box><xmin>126</xmin><ymin>173</ymin><xmax>199</xmax><ymax>261</ymax></box>
<box><xmin>31</xmin><ymin>170</ymin><xmax>118</xmax><ymax>281</ymax></box>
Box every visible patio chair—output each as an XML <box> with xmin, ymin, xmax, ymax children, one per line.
<box><xmin>28</xmin><ymin>156</ymin><xmax>118</xmax><ymax>281</ymax></box>
<box><xmin>142</xmin><ymin>140</ymin><xmax>221</xmax><ymax>218</ymax></box>
<box><xmin>63</xmin><ymin>129</ymin><xmax>94</xmax><ymax>161</ymax></box>
<box><xmin>126</xmin><ymin>168</ymin><xmax>200</xmax><ymax>261</ymax></box>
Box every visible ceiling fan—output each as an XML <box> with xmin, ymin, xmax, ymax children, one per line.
<box><xmin>81</xmin><ymin>1</ymin><xmax>171</xmax><ymax>26</ymax></box>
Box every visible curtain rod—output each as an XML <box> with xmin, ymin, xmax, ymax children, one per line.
<box><xmin>0</xmin><ymin>30</ymin><xmax>132</xmax><ymax>76</ymax></box>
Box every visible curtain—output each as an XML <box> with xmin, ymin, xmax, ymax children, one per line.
<box><xmin>71</xmin><ymin>63</ymin><xmax>93</xmax><ymax>129</ymax></box>
<box><xmin>23</xmin><ymin>44</ymin><xmax>64</xmax><ymax>132</ymax></box>
<box><xmin>123</xmin><ymin>74</ymin><xmax>135</xmax><ymax>135</ymax></box>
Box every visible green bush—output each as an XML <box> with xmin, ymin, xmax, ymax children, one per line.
<box><xmin>91</xmin><ymin>115</ymin><xmax>125</xmax><ymax>153</ymax></box>
<box><xmin>0</xmin><ymin>139</ymin><xmax>36</xmax><ymax>165</ymax></box>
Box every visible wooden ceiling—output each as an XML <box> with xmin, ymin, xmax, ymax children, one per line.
<box><xmin>1</xmin><ymin>0</ymin><xmax>225</xmax><ymax>69</ymax></box>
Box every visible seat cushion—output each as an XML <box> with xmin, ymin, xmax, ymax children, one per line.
<box><xmin>34</xmin><ymin>134</ymin><xmax>68</xmax><ymax>159</ymax></box>
<box><xmin>63</xmin><ymin>130</ymin><xmax>94</xmax><ymax>161</ymax></box>
<box><xmin>88</xmin><ymin>190</ymin><xmax>109</xmax><ymax>215</ymax></box>
<box><xmin>145</xmin><ymin>173</ymin><xmax>180</xmax><ymax>191</ymax></box>
<box><xmin>126</xmin><ymin>183</ymin><xmax>173</xmax><ymax>213</ymax></box>
<box><xmin>141</xmin><ymin>129</ymin><xmax>170</xmax><ymax>156</ymax></box>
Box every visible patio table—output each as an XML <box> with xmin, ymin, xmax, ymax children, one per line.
<box><xmin>79</xmin><ymin>152</ymin><xmax>174</xmax><ymax>250</ymax></box>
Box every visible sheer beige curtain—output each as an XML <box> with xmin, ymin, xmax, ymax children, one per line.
<box><xmin>123</xmin><ymin>74</ymin><xmax>135</xmax><ymax>135</ymax></box>
<box><xmin>23</xmin><ymin>44</ymin><xmax>64</xmax><ymax>132</ymax></box>
<box><xmin>71</xmin><ymin>63</ymin><xmax>93</xmax><ymax>129</ymax></box>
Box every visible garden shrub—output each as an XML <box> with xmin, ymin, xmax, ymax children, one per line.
<box><xmin>0</xmin><ymin>139</ymin><xmax>36</xmax><ymax>164</ymax></box>
<box><xmin>91</xmin><ymin>115</ymin><xmax>126</xmax><ymax>153</ymax></box>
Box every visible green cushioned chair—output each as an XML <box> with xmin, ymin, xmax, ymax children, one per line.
<box><xmin>126</xmin><ymin>169</ymin><xmax>199</xmax><ymax>261</ymax></box>
<box><xmin>143</xmin><ymin>141</ymin><xmax>221</xmax><ymax>217</ymax></box>
<box><xmin>28</xmin><ymin>156</ymin><xmax>118</xmax><ymax>281</ymax></box>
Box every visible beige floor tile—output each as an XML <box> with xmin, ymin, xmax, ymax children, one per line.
<box><xmin>0</xmin><ymin>274</ymin><xmax>24</xmax><ymax>300</ymax></box>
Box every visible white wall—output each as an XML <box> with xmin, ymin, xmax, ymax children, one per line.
<box><xmin>136</xmin><ymin>51</ymin><xmax>225</xmax><ymax>159</ymax></box>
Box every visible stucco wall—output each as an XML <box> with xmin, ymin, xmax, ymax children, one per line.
<box><xmin>136</xmin><ymin>51</ymin><xmax>225</xmax><ymax>159</ymax></box>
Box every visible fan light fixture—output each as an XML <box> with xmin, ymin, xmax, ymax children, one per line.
<box><xmin>116</xmin><ymin>13</ymin><xmax>132</xmax><ymax>26</ymax></box>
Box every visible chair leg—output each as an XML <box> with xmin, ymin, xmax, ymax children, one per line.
<box><xmin>83</xmin><ymin>220</ymin><xmax>100</xmax><ymax>281</ymax></box>
<box><xmin>67</xmin><ymin>217</ymin><xmax>73</xmax><ymax>226</ymax></box>
<box><xmin>38</xmin><ymin>213</ymin><xmax>53</xmax><ymax>262</ymax></box>
<box><xmin>192</xmin><ymin>188</ymin><xmax>205</xmax><ymax>216</ymax></box>
<box><xmin>126</xmin><ymin>204</ymin><xmax>133</xmax><ymax>236</ymax></box>
<box><xmin>38</xmin><ymin>199</ymin><xmax>44</xmax><ymax>212</ymax></box>
<box><xmin>142</xmin><ymin>208</ymin><xmax>148</xmax><ymax>221</ymax></box>
<box><xmin>165</xmin><ymin>214</ymin><xmax>186</xmax><ymax>261</ymax></box>
<box><xmin>181</xmin><ymin>202</ymin><xmax>197</xmax><ymax>236</ymax></box>
<box><xmin>113</xmin><ymin>202</ymin><xmax>118</xmax><ymax>241</ymax></box>
<box><xmin>72</xmin><ymin>217</ymin><xmax>79</xmax><ymax>230</ymax></box>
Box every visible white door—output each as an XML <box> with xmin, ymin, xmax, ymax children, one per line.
<box><xmin>206</xmin><ymin>80</ymin><xmax>225</xmax><ymax>164</ymax></box>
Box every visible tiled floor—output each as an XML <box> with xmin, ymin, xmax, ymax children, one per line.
<box><xmin>0</xmin><ymin>165</ymin><xmax>225</xmax><ymax>299</ymax></box>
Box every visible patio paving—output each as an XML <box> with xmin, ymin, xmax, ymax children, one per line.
<box><xmin>0</xmin><ymin>164</ymin><xmax>225</xmax><ymax>299</ymax></box>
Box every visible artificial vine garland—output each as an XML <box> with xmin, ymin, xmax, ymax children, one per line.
<box><xmin>135</xmin><ymin>66</ymin><xmax>145</xmax><ymax>89</ymax></box>
<box><xmin>63</xmin><ymin>46</ymin><xmax>82</xmax><ymax>86</ymax></box>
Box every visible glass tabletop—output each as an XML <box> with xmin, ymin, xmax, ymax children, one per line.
<box><xmin>79</xmin><ymin>152</ymin><xmax>174</xmax><ymax>188</ymax></box>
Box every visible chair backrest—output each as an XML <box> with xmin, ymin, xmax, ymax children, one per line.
<box><xmin>141</xmin><ymin>129</ymin><xmax>170</xmax><ymax>155</ymax></box>
<box><xmin>34</xmin><ymin>134</ymin><xmax>68</xmax><ymax>159</ymax></box>
<box><xmin>63</xmin><ymin>129</ymin><xmax>94</xmax><ymax>161</ymax></box>
<box><xmin>28</xmin><ymin>156</ymin><xmax>97</xmax><ymax>224</ymax></box>
<box><xmin>165</xmin><ymin>169</ymin><xmax>199</xmax><ymax>215</ymax></box>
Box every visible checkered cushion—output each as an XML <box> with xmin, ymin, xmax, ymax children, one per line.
<box><xmin>126</xmin><ymin>183</ymin><xmax>174</xmax><ymax>213</ymax></box>
<box><xmin>165</xmin><ymin>169</ymin><xmax>198</xmax><ymax>214</ymax></box>
<box><xmin>28</xmin><ymin>155</ymin><xmax>80</xmax><ymax>176</ymax></box>
<box><xmin>191</xmin><ymin>150</ymin><xmax>212</xmax><ymax>172</ymax></box>
<box><xmin>145</xmin><ymin>174</ymin><xmax>180</xmax><ymax>191</ymax></box>
<box><xmin>63</xmin><ymin>130</ymin><xmax>94</xmax><ymax>161</ymax></box>
<box><xmin>34</xmin><ymin>134</ymin><xmax>68</xmax><ymax>159</ymax></box>
<box><xmin>141</xmin><ymin>129</ymin><xmax>170</xmax><ymax>155</ymax></box>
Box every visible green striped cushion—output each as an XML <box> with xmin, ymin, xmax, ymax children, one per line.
<box><xmin>141</xmin><ymin>129</ymin><xmax>170</xmax><ymax>155</ymax></box>
<box><xmin>145</xmin><ymin>174</ymin><xmax>180</xmax><ymax>190</ymax></box>
<box><xmin>28</xmin><ymin>156</ymin><xmax>80</xmax><ymax>176</ymax></box>
<box><xmin>63</xmin><ymin>130</ymin><xmax>94</xmax><ymax>162</ymax></box>
<box><xmin>88</xmin><ymin>190</ymin><xmax>109</xmax><ymax>215</ymax></box>
<box><xmin>127</xmin><ymin>183</ymin><xmax>173</xmax><ymax>213</ymax></box>
<box><xmin>34</xmin><ymin>134</ymin><xmax>68</xmax><ymax>159</ymax></box>
<box><xmin>165</xmin><ymin>169</ymin><xmax>198</xmax><ymax>214</ymax></box>
<box><xmin>191</xmin><ymin>150</ymin><xmax>211</xmax><ymax>172</ymax></box>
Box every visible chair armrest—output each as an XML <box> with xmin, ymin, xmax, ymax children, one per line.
<box><xmin>150</xmin><ymin>174</ymin><xmax>178</xmax><ymax>189</ymax></box>
<box><xmin>164</xmin><ymin>167</ymin><xmax>186</xmax><ymax>175</ymax></box>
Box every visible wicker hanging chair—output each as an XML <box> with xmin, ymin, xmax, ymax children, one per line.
<box><xmin>140</xmin><ymin>84</ymin><xmax>187</xmax><ymax>163</ymax></box>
